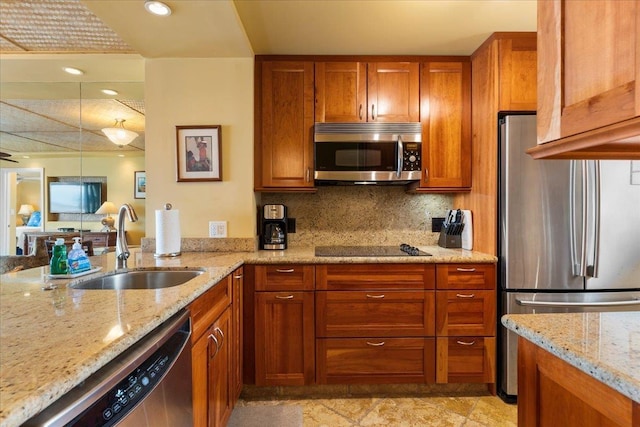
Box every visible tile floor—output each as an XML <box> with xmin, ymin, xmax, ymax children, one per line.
<box><xmin>237</xmin><ymin>394</ymin><xmax>517</xmax><ymax>426</ymax></box>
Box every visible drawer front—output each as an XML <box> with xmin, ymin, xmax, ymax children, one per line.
<box><xmin>317</xmin><ymin>338</ymin><xmax>436</xmax><ymax>384</ymax></box>
<box><xmin>436</xmin><ymin>337</ymin><xmax>495</xmax><ymax>384</ymax></box>
<box><xmin>316</xmin><ymin>291</ymin><xmax>435</xmax><ymax>337</ymax></box>
<box><xmin>255</xmin><ymin>265</ymin><xmax>315</xmax><ymax>291</ymax></box>
<box><xmin>316</xmin><ymin>264</ymin><xmax>436</xmax><ymax>290</ymax></box>
<box><xmin>436</xmin><ymin>264</ymin><xmax>495</xmax><ymax>290</ymax></box>
<box><xmin>436</xmin><ymin>290</ymin><xmax>496</xmax><ymax>336</ymax></box>
<box><xmin>190</xmin><ymin>276</ymin><xmax>232</xmax><ymax>342</ymax></box>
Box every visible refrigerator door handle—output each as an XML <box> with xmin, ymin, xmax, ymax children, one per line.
<box><xmin>569</xmin><ymin>160</ymin><xmax>588</xmax><ymax>276</ymax></box>
<box><xmin>516</xmin><ymin>298</ymin><xmax>640</xmax><ymax>308</ymax></box>
<box><xmin>586</xmin><ymin>160</ymin><xmax>601</xmax><ymax>278</ymax></box>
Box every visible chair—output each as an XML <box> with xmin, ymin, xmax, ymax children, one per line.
<box><xmin>0</xmin><ymin>236</ymin><xmax>50</xmax><ymax>274</ymax></box>
<box><xmin>45</xmin><ymin>239</ymin><xmax>94</xmax><ymax>260</ymax></box>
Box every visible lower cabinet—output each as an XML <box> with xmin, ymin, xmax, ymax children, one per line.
<box><xmin>189</xmin><ymin>273</ymin><xmax>240</xmax><ymax>427</ymax></box>
<box><xmin>436</xmin><ymin>337</ymin><xmax>495</xmax><ymax>383</ymax></box>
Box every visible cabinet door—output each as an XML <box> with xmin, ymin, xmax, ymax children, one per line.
<box><xmin>317</xmin><ymin>337</ymin><xmax>436</xmax><ymax>384</ymax></box>
<box><xmin>316</xmin><ymin>263</ymin><xmax>435</xmax><ymax>291</ymax></box>
<box><xmin>316</xmin><ymin>290</ymin><xmax>435</xmax><ymax>337</ymax></box>
<box><xmin>315</xmin><ymin>62</ymin><xmax>367</xmax><ymax>122</ymax></box>
<box><xmin>536</xmin><ymin>0</ymin><xmax>640</xmax><ymax>157</ymax></box>
<box><xmin>418</xmin><ymin>61</ymin><xmax>471</xmax><ymax>190</ymax></box>
<box><xmin>255</xmin><ymin>291</ymin><xmax>315</xmax><ymax>385</ymax></box>
<box><xmin>367</xmin><ymin>62</ymin><xmax>420</xmax><ymax>122</ymax></box>
<box><xmin>231</xmin><ymin>267</ymin><xmax>243</xmax><ymax>401</ymax></box>
<box><xmin>436</xmin><ymin>264</ymin><xmax>496</xmax><ymax>290</ymax></box>
<box><xmin>436</xmin><ymin>337</ymin><xmax>495</xmax><ymax>383</ymax></box>
<box><xmin>259</xmin><ymin>61</ymin><xmax>315</xmax><ymax>188</ymax></box>
<box><xmin>436</xmin><ymin>290</ymin><xmax>495</xmax><ymax>336</ymax></box>
<box><xmin>209</xmin><ymin>308</ymin><xmax>232</xmax><ymax>427</ymax></box>
<box><xmin>498</xmin><ymin>37</ymin><xmax>537</xmax><ymax>111</ymax></box>
<box><xmin>255</xmin><ymin>264</ymin><xmax>315</xmax><ymax>291</ymax></box>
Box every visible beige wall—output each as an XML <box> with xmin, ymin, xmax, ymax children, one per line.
<box><xmin>145</xmin><ymin>58</ymin><xmax>255</xmax><ymax>238</ymax></box>
<box><xmin>1</xmin><ymin>156</ymin><xmax>146</xmax><ymax>244</ymax></box>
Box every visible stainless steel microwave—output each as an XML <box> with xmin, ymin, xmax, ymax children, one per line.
<box><xmin>314</xmin><ymin>122</ymin><xmax>422</xmax><ymax>184</ymax></box>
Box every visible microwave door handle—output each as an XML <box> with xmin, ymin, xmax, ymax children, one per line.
<box><xmin>397</xmin><ymin>136</ymin><xmax>403</xmax><ymax>178</ymax></box>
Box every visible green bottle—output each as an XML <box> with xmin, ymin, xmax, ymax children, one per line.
<box><xmin>50</xmin><ymin>238</ymin><xmax>68</xmax><ymax>275</ymax></box>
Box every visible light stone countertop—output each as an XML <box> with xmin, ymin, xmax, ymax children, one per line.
<box><xmin>502</xmin><ymin>312</ymin><xmax>640</xmax><ymax>404</ymax></box>
<box><xmin>0</xmin><ymin>245</ymin><xmax>495</xmax><ymax>427</ymax></box>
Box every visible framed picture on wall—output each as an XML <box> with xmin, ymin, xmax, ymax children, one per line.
<box><xmin>175</xmin><ymin>125</ymin><xmax>222</xmax><ymax>182</ymax></box>
<box><xmin>134</xmin><ymin>171</ymin><xmax>146</xmax><ymax>199</ymax></box>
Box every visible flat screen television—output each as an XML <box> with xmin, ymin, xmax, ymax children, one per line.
<box><xmin>48</xmin><ymin>182</ymin><xmax>103</xmax><ymax>214</ymax></box>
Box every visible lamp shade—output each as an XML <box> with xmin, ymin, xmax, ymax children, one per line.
<box><xmin>17</xmin><ymin>204</ymin><xmax>34</xmax><ymax>215</ymax></box>
<box><xmin>95</xmin><ymin>201</ymin><xmax>118</xmax><ymax>215</ymax></box>
<box><xmin>102</xmin><ymin>119</ymin><xmax>138</xmax><ymax>146</ymax></box>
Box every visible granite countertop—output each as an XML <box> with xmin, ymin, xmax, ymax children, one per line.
<box><xmin>502</xmin><ymin>312</ymin><xmax>640</xmax><ymax>404</ymax></box>
<box><xmin>0</xmin><ymin>245</ymin><xmax>495</xmax><ymax>427</ymax></box>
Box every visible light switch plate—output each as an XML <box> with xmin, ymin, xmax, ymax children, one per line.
<box><xmin>209</xmin><ymin>221</ymin><xmax>227</xmax><ymax>238</ymax></box>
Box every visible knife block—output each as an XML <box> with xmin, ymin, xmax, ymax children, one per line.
<box><xmin>438</xmin><ymin>228</ymin><xmax>462</xmax><ymax>248</ymax></box>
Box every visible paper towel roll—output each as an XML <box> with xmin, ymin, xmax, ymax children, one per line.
<box><xmin>155</xmin><ymin>207</ymin><xmax>181</xmax><ymax>256</ymax></box>
<box><xmin>461</xmin><ymin>209</ymin><xmax>473</xmax><ymax>250</ymax></box>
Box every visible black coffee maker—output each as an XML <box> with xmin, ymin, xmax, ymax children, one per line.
<box><xmin>260</xmin><ymin>204</ymin><xmax>287</xmax><ymax>250</ymax></box>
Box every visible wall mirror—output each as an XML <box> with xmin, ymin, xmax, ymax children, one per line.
<box><xmin>0</xmin><ymin>77</ymin><xmax>145</xmax><ymax>256</ymax></box>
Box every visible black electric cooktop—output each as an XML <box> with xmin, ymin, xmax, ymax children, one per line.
<box><xmin>314</xmin><ymin>244</ymin><xmax>431</xmax><ymax>257</ymax></box>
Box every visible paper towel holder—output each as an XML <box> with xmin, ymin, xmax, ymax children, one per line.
<box><xmin>154</xmin><ymin>203</ymin><xmax>181</xmax><ymax>258</ymax></box>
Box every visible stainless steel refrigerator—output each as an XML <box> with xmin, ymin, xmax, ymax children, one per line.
<box><xmin>498</xmin><ymin>114</ymin><xmax>640</xmax><ymax>401</ymax></box>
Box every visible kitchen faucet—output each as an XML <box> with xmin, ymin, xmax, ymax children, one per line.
<box><xmin>115</xmin><ymin>203</ymin><xmax>138</xmax><ymax>269</ymax></box>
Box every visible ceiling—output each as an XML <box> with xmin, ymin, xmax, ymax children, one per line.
<box><xmin>0</xmin><ymin>0</ymin><xmax>536</xmax><ymax>158</ymax></box>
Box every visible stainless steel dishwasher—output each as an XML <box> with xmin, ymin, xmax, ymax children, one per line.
<box><xmin>24</xmin><ymin>309</ymin><xmax>193</xmax><ymax>427</ymax></box>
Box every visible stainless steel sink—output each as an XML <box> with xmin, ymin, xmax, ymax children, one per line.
<box><xmin>70</xmin><ymin>269</ymin><xmax>204</xmax><ymax>290</ymax></box>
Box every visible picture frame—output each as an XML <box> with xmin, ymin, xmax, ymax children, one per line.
<box><xmin>176</xmin><ymin>125</ymin><xmax>222</xmax><ymax>182</ymax></box>
<box><xmin>134</xmin><ymin>171</ymin><xmax>146</xmax><ymax>199</ymax></box>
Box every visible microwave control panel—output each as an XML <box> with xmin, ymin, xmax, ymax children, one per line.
<box><xmin>403</xmin><ymin>143</ymin><xmax>421</xmax><ymax>171</ymax></box>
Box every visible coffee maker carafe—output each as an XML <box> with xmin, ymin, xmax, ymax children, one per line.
<box><xmin>261</xmin><ymin>204</ymin><xmax>287</xmax><ymax>250</ymax></box>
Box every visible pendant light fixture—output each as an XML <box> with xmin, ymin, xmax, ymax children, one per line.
<box><xmin>102</xmin><ymin>119</ymin><xmax>138</xmax><ymax>146</ymax></box>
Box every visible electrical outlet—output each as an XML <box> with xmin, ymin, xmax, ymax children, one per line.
<box><xmin>209</xmin><ymin>221</ymin><xmax>227</xmax><ymax>238</ymax></box>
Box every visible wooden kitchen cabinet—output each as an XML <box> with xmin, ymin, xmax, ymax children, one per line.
<box><xmin>231</xmin><ymin>267</ymin><xmax>243</xmax><ymax>401</ymax></box>
<box><xmin>518</xmin><ymin>337</ymin><xmax>640</xmax><ymax>426</ymax></box>
<box><xmin>255</xmin><ymin>60</ymin><xmax>315</xmax><ymax>191</ymax></box>
<box><xmin>453</xmin><ymin>32</ymin><xmax>537</xmax><ymax>255</ymax></box>
<box><xmin>532</xmin><ymin>0</ymin><xmax>640</xmax><ymax>159</ymax></box>
<box><xmin>315</xmin><ymin>264</ymin><xmax>436</xmax><ymax>384</ymax></box>
<box><xmin>254</xmin><ymin>264</ymin><xmax>315</xmax><ymax>385</ymax></box>
<box><xmin>189</xmin><ymin>276</ymin><xmax>233</xmax><ymax>427</ymax></box>
<box><xmin>411</xmin><ymin>60</ymin><xmax>471</xmax><ymax>192</ymax></box>
<box><xmin>315</xmin><ymin>61</ymin><xmax>419</xmax><ymax>123</ymax></box>
<box><xmin>435</xmin><ymin>264</ymin><xmax>496</xmax><ymax>385</ymax></box>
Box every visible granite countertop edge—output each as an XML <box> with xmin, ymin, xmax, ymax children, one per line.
<box><xmin>502</xmin><ymin>314</ymin><xmax>640</xmax><ymax>404</ymax></box>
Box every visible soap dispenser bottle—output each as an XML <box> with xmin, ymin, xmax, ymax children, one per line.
<box><xmin>50</xmin><ymin>238</ymin><xmax>68</xmax><ymax>275</ymax></box>
<box><xmin>67</xmin><ymin>237</ymin><xmax>91</xmax><ymax>274</ymax></box>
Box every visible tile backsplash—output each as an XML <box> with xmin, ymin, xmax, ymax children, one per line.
<box><xmin>260</xmin><ymin>186</ymin><xmax>453</xmax><ymax>247</ymax></box>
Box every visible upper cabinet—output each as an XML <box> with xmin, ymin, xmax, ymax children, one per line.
<box><xmin>255</xmin><ymin>60</ymin><xmax>316</xmax><ymax>191</ymax></box>
<box><xmin>532</xmin><ymin>0</ymin><xmax>640</xmax><ymax>159</ymax></box>
<box><xmin>315</xmin><ymin>61</ymin><xmax>419</xmax><ymax>123</ymax></box>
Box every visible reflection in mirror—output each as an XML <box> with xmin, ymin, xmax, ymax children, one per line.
<box><xmin>0</xmin><ymin>81</ymin><xmax>145</xmax><ymax>256</ymax></box>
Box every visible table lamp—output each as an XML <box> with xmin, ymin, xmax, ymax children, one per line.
<box><xmin>17</xmin><ymin>204</ymin><xmax>34</xmax><ymax>225</ymax></box>
<box><xmin>95</xmin><ymin>201</ymin><xmax>118</xmax><ymax>231</ymax></box>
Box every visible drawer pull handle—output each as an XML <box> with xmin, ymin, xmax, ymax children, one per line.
<box><xmin>275</xmin><ymin>295</ymin><xmax>294</xmax><ymax>300</ymax></box>
<box><xmin>233</xmin><ymin>274</ymin><xmax>243</xmax><ymax>279</ymax></box>
<box><xmin>456</xmin><ymin>340</ymin><xmax>476</xmax><ymax>346</ymax></box>
<box><xmin>208</xmin><ymin>333</ymin><xmax>220</xmax><ymax>358</ymax></box>
<box><xmin>456</xmin><ymin>293</ymin><xmax>475</xmax><ymax>299</ymax></box>
<box><xmin>366</xmin><ymin>341</ymin><xmax>385</xmax><ymax>347</ymax></box>
<box><xmin>366</xmin><ymin>294</ymin><xmax>385</xmax><ymax>299</ymax></box>
<box><xmin>276</xmin><ymin>268</ymin><xmax>295</xmax><ymax>273</ymax></box>
<box><xmin>214</xmin><ymin>327</ymin><xmax>225</xmax><ymax>348</ymax></box>
<box><xmin>456</xmin><ymin>268</ymin><xmax>477</xmax><ymax>272</ymax></box>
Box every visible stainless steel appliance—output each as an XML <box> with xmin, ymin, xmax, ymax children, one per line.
<box><xmin>498</xmin><ymin>114</ymin><xmax>640</xmax><ymax>401</ymax></box>
<box><xmin>314</xmin><ymin>122</ymin><xmax>422</xmax><ymax>184</ymax></box>
<box><xmin>24</xmin><ymin>310</ymin><xmax>193</xmax><ymax>426</ymax></box>
<box><xmin>261</xmin><ymin>204</ymin><xmax>287</xmax><ymax>250</ymax></box>
<box><xmin>315</xmin><ymin>244</ymin><xmax>431</xmax><ymax>257</ymax></box>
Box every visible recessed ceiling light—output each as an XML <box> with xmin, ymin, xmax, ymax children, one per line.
<box><xmin>144</xmin><ymin>1</ymin><xmax>172</xmax><ymax>16</ymax></box>
<box><xmin>102</xmin><ymin>89</ymin><xmax>118</xmax><ymax>96</ymax></box>
<box><xmin>63</xmin><ymin>67</ymin><xmax>84</xmax><ymax>75</ymax></box>
<box><xmin>118</xmin><ymin>154</ymin><xmax>125</xmax><ymax>158</ymax></box>
<box><xmin>22</xmin><ymin>156</ymin><xmax>30</xmax><ymax>159</ymax></box>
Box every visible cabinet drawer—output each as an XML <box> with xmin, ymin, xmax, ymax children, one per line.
<box><xmin>317</xmin><ymin>338</ymin><xmax>435</xmax><ymax>384</ymax></box>
<box><xmin>436</xmin><ymin>264</ymin><xmax>495</xmax><ymax>290</ymax></box>
<box><xmin>316</xmin><ymin>264</ymin><xmax>435</xmax><ymax>290</ymax></box>
<box><xmin>254</xmin><ymin>265</ymin><xmax>314</xmax><ymax>291</ymax></box>
<box><xmin>316</xmin><ymin>290</ymin><xmax>435</xmax><ymax>337</ymax></box>
<box><xmin>190</xmin><ymin>276</ymin><xmax>232</xmax><ymax>342</ymax></box>
<box><xmin>436</xmin><ymin>337</ymin><xmax>495</xmax><ymax>384</ymax></box>
<box><xmin>436</xmin><ymin>290</ymin><xmax>495</xmax><ymax>336</ymax></box>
